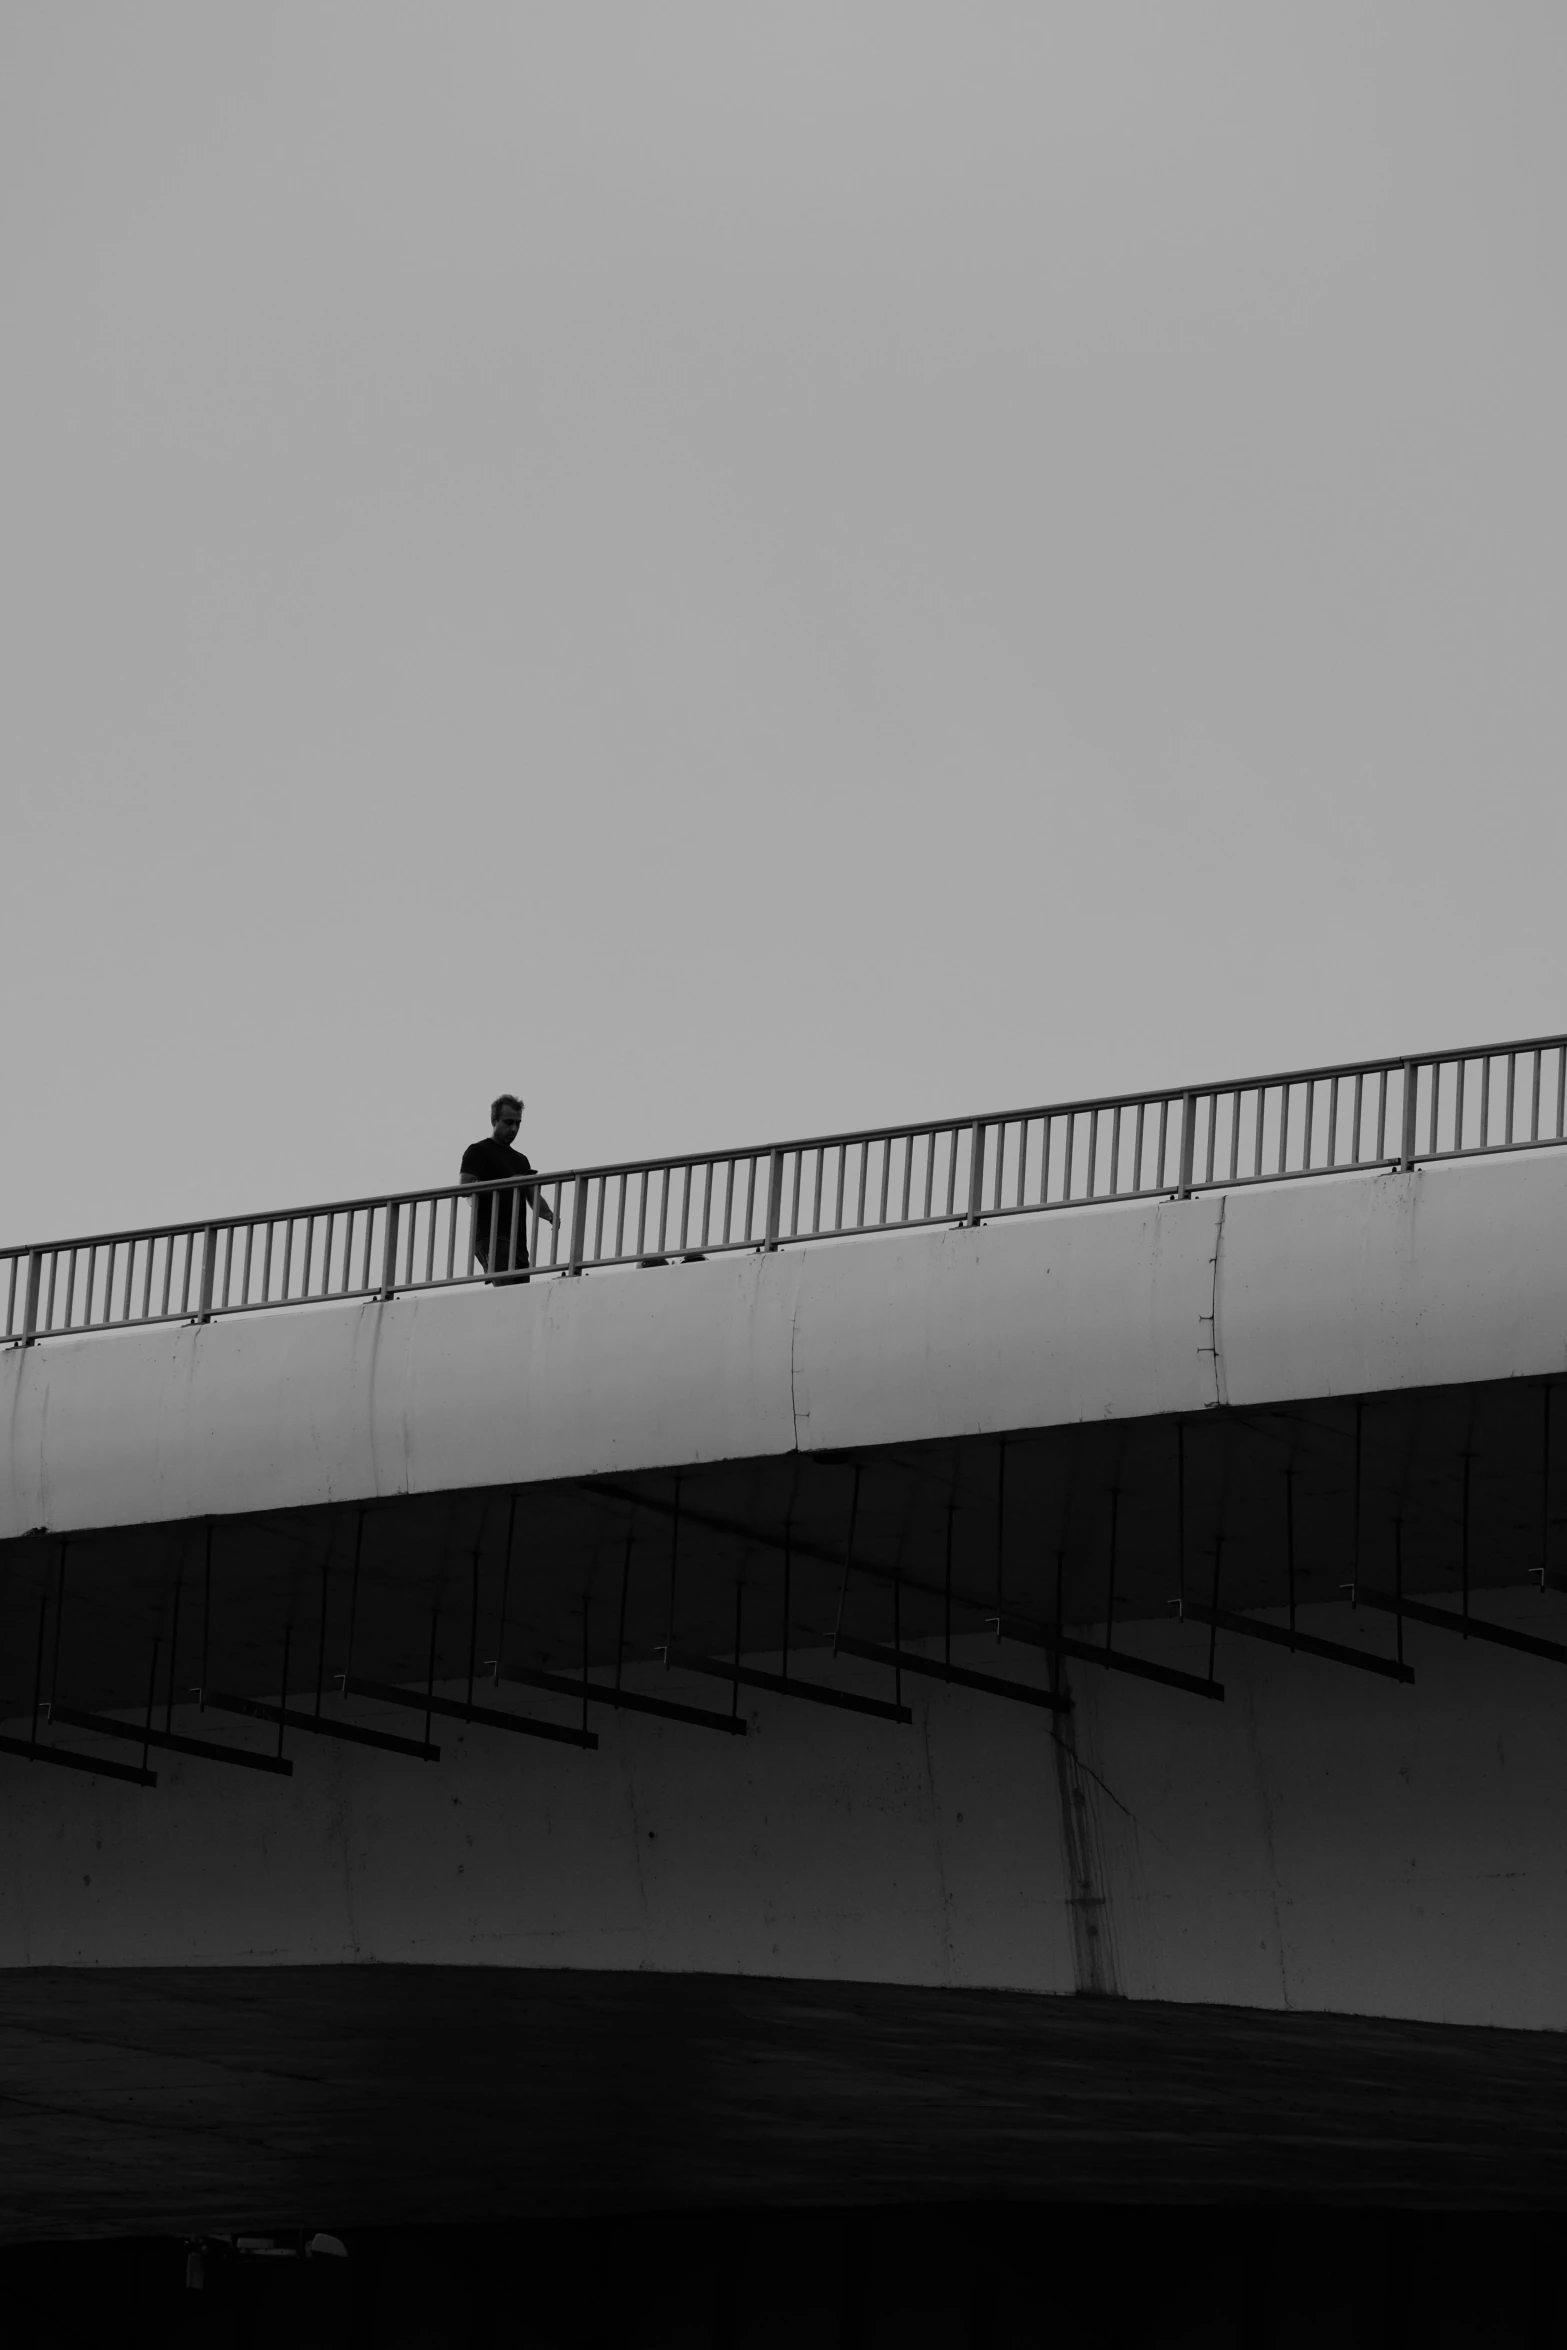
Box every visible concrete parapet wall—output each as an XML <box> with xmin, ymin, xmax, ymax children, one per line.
<box><xmin>5</xmin><ymin>1155</ymin><xmax>1567</xmax><ymax>1544</ymax></box>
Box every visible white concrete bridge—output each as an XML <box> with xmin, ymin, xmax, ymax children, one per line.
<box><xmin>4</xmin><ymin>1032</ymin><xmax>1567</xmax><ymax>2236</ymax></box>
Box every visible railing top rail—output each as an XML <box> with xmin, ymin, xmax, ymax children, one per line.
<box><xmin>4</xmin><ymin>1027</ymin><xmax>1565</xmax><ymax>1264</ymax></box>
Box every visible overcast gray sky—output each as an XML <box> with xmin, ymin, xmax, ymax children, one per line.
<box><xmin>4</xmin><ymin>4</ymin><xmax>1564</xmax><ymax>1242</ymax></box>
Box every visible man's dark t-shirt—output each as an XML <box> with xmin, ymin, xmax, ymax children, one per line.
<box><xmin>460</xmin><ymin>1138</ymin><xmax>536</xmax><ymax>1270</ymax></box>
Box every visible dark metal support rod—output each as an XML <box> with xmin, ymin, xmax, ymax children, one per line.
<box><xmin>141</xmin><ymin>1635</ymin><xmax>158</xmax><ymax>1776</ymax></box>
<box><xmin>834</xmin><ymin>1634</ymin><xmax>1071</xmax><ymax>1714</ymax></box>
<box><xmin>495</xmin><ymin>1665</ymin><xmax>746</xmax><ymax>1737</ymax></box>
<box><xmin>615</xmin><ymin>1523</ymin><xmax>633</xmax><ymax>1695</ymax></box>
<box><xmin>995</xmin><ymin>1614</ymin><xmax>1225</xmax><ymax>1702</ymax></box>
<box><xmin>1176</xmin><ymin>1425</ymin><xmax>1186</xmax><ymax>1615</ymax></box>
<box><xmin>203</xmin><ymin>1691</ymin><xmax>439</xmax><ymax>1759</ymax></box>
<box><xmin>315</xmin><ymin>1557</ymin><xmax>330</xmax><ymax>1721</ymax></box>
<box><xmin>30</xmin><ymin>1593</ymin><xmax>48</xmax><ymax>1760</ymax></box>
<box><xmin>943</xmin><ymin>1498</ymin><xmax>954</xmax><ymax>1673</ymax></box>
<box><xmin>344</xmin><ymin>1507</ymin><xmax>364</xmax><ymax>1688</ymax></box>
<box><xmin>48</xmin><ymin>1702</ymin><xmax>295</xmax><ymax>1773</ymax></box>
<box><xmin>493</xmin><ymin>1490</ymin><xmax>520</xmax><ymax>1686</ymax></box>
<box><xmin>1352</xmin><ymin>1403</ymin><xmax>1363</xmax><ymax>1603</ymax></box>
<box><xmin>200</xmin><ymin>1522</ymin><xmax>212</xmax><ymax>1710</ymax></box>
<box><xmin>1180</xmin><ymin>1602</ymin><xmax>1413</xmax><ymax>1684</ymax></box>
<box><xmin>1541</xmin><ymin>1381</ymin><xmax>1559</xmax><ymax>1588</ymax></box>
<box><xmin>782</xmin><ymin>1514</ymin><xmax>792</xmax><ymax>1686</ymax></box>
<box><xmin>1355</xmin><ymin>1588</ymin><xmax>1567</xmax><ymax>1667</ymax></box>
<box><xmin>468</xmin><ymin>1544</ymin><xmax>481</xmax><ymax>1714</ymax></box>
<box><xmin>165</xmin><ymin>1574</ymin><xmax>183</xmax><ymax>1737</ymax></box>
<box><xmin>1462</xmin><ymin>1450</ymin><xmax>1472</xmax><ymax>1631</ymax></box>
<box><xmin>0</xmin><ymin>1733</ymin><xmax>155</xmax><ymax>1786</ymax></box>
<box><xmin>832</xmin><ymin>1465</ymin><xmax>862</xmax><ymax>1656</ymax></box>
<box><xmin>731</xmin><ymin>1585</ymin><xmax>742</xmax><ymax>1722</ymax></box>
<box><xmin>666</xmin><ymin>1473</ymin><xmax>682</xmax><ymax>1653</ymax></box>
<box><xmin>893</xmin><ymin>1572</ymin><xmax>901</xmax><ymax>1710</ymax></box>
<box><xmin>49</xmin><ymin>1538</ymin><xmax>67</xmax><ymax>1713</ymax></box>
<box><xmin>342</xmin><ymin>1674</ymin><xmax>598</xmax><ymax>1749</ymax></box>
<box><xmin>662</xmin><ymin>1647</ymin><xmax>911</xmax><ymax>1724</ymax></box>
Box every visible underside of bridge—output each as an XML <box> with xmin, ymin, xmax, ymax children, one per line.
<box><xmin>4</xmin><ymin>1369</ymin><xmax>1567</xmax><ymax>2250</ymax></box>
<box><xmin>2</xmin><ymin>1371</ymin><xmax>1561</xmax><ymax>1725</ymax></box>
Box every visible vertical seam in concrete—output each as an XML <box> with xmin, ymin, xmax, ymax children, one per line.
<box><xmin>1047</xmin><ymin>1659</ymin><xmax>1122</xmax><ymax>1997</ymax></box>
<box><xmin>1200</xmin><ymin>1195</ymin><xmax>1229</xmax><ymax>1410</ymax></box>
<box><xmin>788</xmin><ymin>1285</ymin><xmax>802</xmax><ymax>1453</ymax></box>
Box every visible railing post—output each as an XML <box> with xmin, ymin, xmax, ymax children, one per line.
<box><xmin>1177</xmin><ymin>1093</ymin><xmax>1197</xmax><ymax>1199</ymax></box>
<box><xmin>764</xmin><ymin>1150</ymin><xmax>785</xmax><ymax>1250</ymax></box>
<box><xmin>195</xmin><ymin>1225</ymin><xmax>218</xmax><ymax>1323</ymax></box>
<box><xmin>568</xmin><ymin>1175</ymin><xmax>589</xmax><ymax>1274</ymax></box>
<box><xmin>379</xmin><ymin>1202</ymin><xmax>400</xmax><ymax>1302</ymax></box>
<box><xmin>1399</xmin><ymin>1059</ymin><xmax>1419</xmax><ymax>1172</ymax></box>
<box><xmin>966</xmin><ymin>1122</ymin><xmax>986</xmax><ymax>1226</ymax></box>
<box><xmin>20</xmin><ymin>1249</ymin><xmax>43</xmax><ymax>1345</ymax></box>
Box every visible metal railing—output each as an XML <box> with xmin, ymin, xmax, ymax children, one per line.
<box><xmin>6</xmin><ymin>1030</ymin><xmax>1567</xmax><ymax>1346</ymax></box>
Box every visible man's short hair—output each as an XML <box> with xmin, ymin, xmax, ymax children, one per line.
<box><xmin>490</xmin><ymin>1093</ymin><xmax>523</xmax><ymax>1123</ymax></box>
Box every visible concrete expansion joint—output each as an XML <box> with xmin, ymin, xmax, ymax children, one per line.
<box><xmin>1198</xmin><ymin>1194</ymin><xmax>1229</xmax><ymax>1411</ymax></box>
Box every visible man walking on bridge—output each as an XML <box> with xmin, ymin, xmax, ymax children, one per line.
<box><xmin>460</xmin><ymin>1095</ymin><xmax>553</xmax><ymax>1281</ymax></box>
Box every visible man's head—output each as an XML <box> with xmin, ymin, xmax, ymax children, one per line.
<box><xmin>490</xmin><ymin>1093</ymin><xmax>523</xmax><ymax>1144</ymax></box>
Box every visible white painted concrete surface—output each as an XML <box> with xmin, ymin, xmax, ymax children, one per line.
<box><xmin>5</xmin><ymin>1155</ymin><xmax>1567</xmax><ymax>1541</ymax></box>
<box><xmin>3</xmin><ymin>1593</ymin><xmax>1566</xmax><ymax>2031</ymax></box>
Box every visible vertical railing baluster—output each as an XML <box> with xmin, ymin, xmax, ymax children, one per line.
<box><xmin>1177</xmin><ymin>1093</ymin><xmax>1197</xmax><ymax>1200</ymax></box>
<box><xmin>197</xmin><ymin>1227</ymin><xmax>218</xmax><ymax>1324</ymax></box>
<box><xmin>967</xmin><ymin>1120</ymin><xmax>986</xmax><ymax>1226</ymax></box>
<box><xmin>569</xmin><ymin>1174</ymin><xmax>590</xmax><ymax>1273</ymax></box>
<box><xmin>764</xmin><ymin>1150</ymin><xmax>785</xmax><ymax>1252</ymax></box>
<box><xmin>21</xmin><ymin>1249</ymin><xmax>42</xmax><ymax>1345</ymax></box>
<box><xmin>379</xmin><ymin>1203</ymin><xmax>399</xmax><ymax>1301</ymax></box>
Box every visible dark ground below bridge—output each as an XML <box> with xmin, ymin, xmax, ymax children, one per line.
<box><xmin>2</xmin><ymin>1968</ymin><xmax>1565</xmax><ymax>2243</ymax></box>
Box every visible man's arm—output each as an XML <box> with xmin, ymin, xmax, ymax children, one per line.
<box><xmin>521</xmin><ymin>1158</ymin><xmax>555</xmax><ymax>1222</ymax></box>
